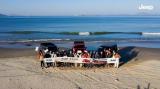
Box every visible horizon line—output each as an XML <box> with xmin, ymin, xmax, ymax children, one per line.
<box><xmin>3</xmin><ymin>14</ymin><xmax>160</xmax><ymax>17</ymax></box>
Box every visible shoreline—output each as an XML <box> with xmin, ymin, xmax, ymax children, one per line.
<box><xmin>1</xmin><ymin>40</ymin><xmax>160</xmax><ymax>49</ymax></box>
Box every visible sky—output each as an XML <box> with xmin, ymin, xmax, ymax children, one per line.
<box><xmin>0</xmin><ymin>0</ymin><xmax>160</xmax><ymax>16</ymax></box>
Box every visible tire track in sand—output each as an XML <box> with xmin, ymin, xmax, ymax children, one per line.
<box><xmin>66</xmin><ymin>69</ymin><xmax>119</xmax><ymax>89</ymax></box>
<box><xmin>53</xmin><ymin>68</ymin><xmax>83</xmax><ymax>89</ymax></box>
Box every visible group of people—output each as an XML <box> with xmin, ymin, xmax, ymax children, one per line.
<box><xmin>36</xmin><ymin>47</ymin><xmax>121</xmax><ymax>68</ymax></box>
<box><xmin>36</xmin><ymin>47</ymin><xmax>121</xmax><ymax>60</ymax></box>
<box><xmin>80</xmin><ymin>49</ymin><xmax>121</xmax><ymax>59</ymax></box>
<box><xmin>55</xmin><ymin>48</ymin><xmax>121</xmax><ymax>59</ymax></box>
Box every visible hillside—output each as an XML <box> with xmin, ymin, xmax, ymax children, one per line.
<box><xmin>0</xmin><ymin>13</ymin><xmax>7</xmax><ymax>17</ymax></box>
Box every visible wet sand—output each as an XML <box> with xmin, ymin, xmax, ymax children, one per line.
<box><xmin>0</xmin><ymin>47</ymin><xmax>160</xmax><ymax>89</ymax></box>
<box><xmin>0</xmin><ymin>48</ymin><xmax>35</xmax><ymax>58</ymax></box>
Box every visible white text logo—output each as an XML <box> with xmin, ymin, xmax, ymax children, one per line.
<box><xmin>138</xmin><ymin>4</ymin><xmax>154</xmax><ymax>10</ymax></box>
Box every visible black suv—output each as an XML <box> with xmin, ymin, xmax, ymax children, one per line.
<box><xmin>97</xmin><ymin>43</ymin><xmax>118</xmax><ymax>58</ymax></box>
<box><xmin>98</xmin><ymin>44</ymin><xmax>118</xmax><ymax>53</ymax></box>
<box><xmin>38</xmin><ymin>42</ymin><xmax>58</xmax><ymax>54</ymax></box>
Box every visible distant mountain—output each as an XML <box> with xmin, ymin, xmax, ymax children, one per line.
<box><xmin>0</xmin><ymin>13</ymin><xmax>7</xmax><ymax>17</ymax></box>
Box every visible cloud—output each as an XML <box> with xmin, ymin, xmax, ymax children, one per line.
<box><xmin>138</xmin><ymin>4</ymin><xmax>154</xmax><ymax>11</ymax></box>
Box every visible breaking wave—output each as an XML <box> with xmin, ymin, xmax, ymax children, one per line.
<box><xmin>1</xmin><ymin>31</ymin><xmax>143</xmax><ymax>35</ymax></box>
<box><xmin>142</xmin><ymin>32</ymin><xmax>160</xmax><ymax>36</ymax></box>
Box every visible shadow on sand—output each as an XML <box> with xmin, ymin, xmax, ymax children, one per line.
<box><xmin>118</xmin><ymin>46</ymin><xmax>139</xmax><ymax>66</ymax></box>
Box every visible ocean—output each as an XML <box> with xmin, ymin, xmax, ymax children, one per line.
<box><xmin>0</xmin><ymin>16</ymin><xmax>160</xmax><ymax>48</ymax></box>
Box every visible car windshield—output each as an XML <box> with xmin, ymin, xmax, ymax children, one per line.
<box><xmin>74</xmin><ymin>45</ymin><xmax>85</xmax><ymax>48</ymax></box>
<box><xmin>98</xmin><ymin>44</ymin><xmax>118</xmax><ymax>52</ymax></box>
<box><xmin>41</xmin><ymin>43</ymin><xmax>56</xmax><ymax>47</ymax></box>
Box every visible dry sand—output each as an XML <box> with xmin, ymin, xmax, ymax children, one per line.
<box><xmin>0</xmin><ymin>47</ymin><xmax>160</xmax><ymax>89</ymax></box>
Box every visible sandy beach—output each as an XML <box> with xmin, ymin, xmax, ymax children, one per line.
<box><xmin>1</xmin><ymin>1</ymin><xmax>160</xmax><ymax>89</ymax></box>
<box><xmin>0</xmin><ymin>46</ymin><xmax>160</xmax><ymax>89</ymax></box>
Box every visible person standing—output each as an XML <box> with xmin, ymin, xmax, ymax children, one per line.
<box><xmin>113</xmin><ymin>52</ymin><xmax>121</xmax><ymax>68</ymax></box>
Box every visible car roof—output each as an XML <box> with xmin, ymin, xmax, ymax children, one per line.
<box><xmin>100</xmin><ymin>43</ymin><xmax>117</xmax><ymax>47</ymax></box>
<box><xmin>98</xmin><ymin>43</ymin><xmax>117</xmax><ymax>50</ymax></box>
<box><xmin>74</xmin><ymin>41</ymin><xmax>84</xmax><ymax>44</ymax></box>
<box><xmin>40</xmin><ymin>43</ymin><xmax>57</xmax><ymax>47</ymax></box>
<box><xmin>74</xmin><ymin>41</ymin><xmax>85</xmax><ymax>46</ymax></box>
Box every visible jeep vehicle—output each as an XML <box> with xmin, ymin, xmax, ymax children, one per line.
<box><xmin>38</xmin><ymin>42</ymin><xmax>58</xmax><ymax>55</ymax></box>
<box><xmin>98</xmin><ymin>43</ymin><xmax>118</xmax><ymax>53</ymax></box>
<box><xmin>72</xmin><ymin>41</ymin><xmax>86</xmax><ymax>53</ymax></box>
<box><xmin>97</xmin><ymin>43</ymin><xmax>118</xmax><ymax>58</ymax></box>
